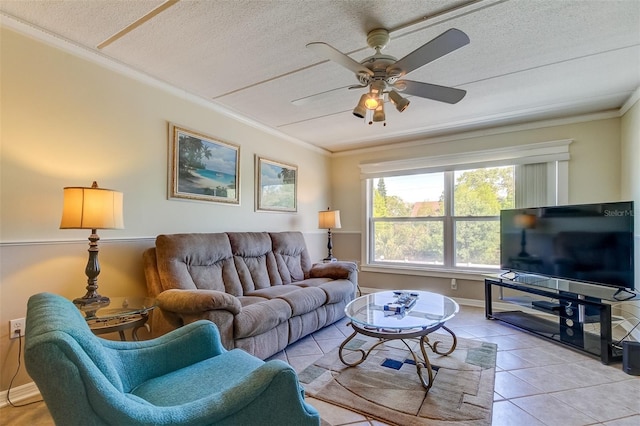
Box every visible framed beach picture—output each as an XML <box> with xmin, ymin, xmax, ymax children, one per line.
<box><xmin>255</xmin><ymin>156</ymin><xmax>297</xmax><ymax>212</ymax></box>
<box><xmin>169</xmin><ymin>124</ymin><xmax>240</xmax><ymax>204</ymax></box>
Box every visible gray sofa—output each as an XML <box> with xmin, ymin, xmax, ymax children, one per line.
<box><xmin>143</xmin><ymin>231</ymin><xmax>358</xmax><ymax>359</ymax></box>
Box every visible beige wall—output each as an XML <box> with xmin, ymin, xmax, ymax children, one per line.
<box><xmin>331</xmin><ymin>117</ymin><xmax>625</xmax><ymax>297</ymax></box>
<box><xmin>0</xmin><ymin>28</ymin><xmax>331</xmax><ymax>390</ymax></box>
<box><xmin>621</xmin><ymin>97</ymin><xmax>639</xmax><ymax>204</ymax></box>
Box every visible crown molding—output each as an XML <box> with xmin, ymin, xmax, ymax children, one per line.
<box><xmin>620</xmin><ymin>87</ymin><xmax>640</xmax><ymax>115</ymax></box>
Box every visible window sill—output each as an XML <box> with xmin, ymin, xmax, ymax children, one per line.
<box><xmin>360</xmin><ymin>264</ymin><xmax>495</xmax><ymax>281</ymax></box>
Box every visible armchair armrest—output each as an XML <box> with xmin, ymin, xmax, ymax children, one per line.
<box><xmin>113</xmin><ymin>358</ymin><xmax>318</xmax><ymax>425</ymax></box>
<box><xmin>102</xmin><ymin>321</ymin><xmax>228</xmax><ymax>387</ymax></box>
<box><xmin>157</xmin><ymin>289</ymin><xmax>242</xmax><ymax>315</ymax></box>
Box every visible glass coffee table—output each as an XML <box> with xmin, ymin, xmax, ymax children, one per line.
<box><xmin>341</xmin><ymin>290</ymin><xmax>459</xmax><ymax>391</ymax></box>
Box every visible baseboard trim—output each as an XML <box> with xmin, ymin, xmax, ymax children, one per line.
<box><xmin>0</xmin><ymin>382</ymin><xmax>41</xmax><ymax>408</ymax></box>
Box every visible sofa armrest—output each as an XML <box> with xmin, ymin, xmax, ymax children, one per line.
<box><xmin>142</xmin><ymin>248</ymin><xmax>163</xmax><ymax>297</ymax></box>
<box><xmin>157</xmin><ymin>289</ymin><xmax>242</xmax><ymax>315</ymax></box>
<box><xmin>310</xmin><ymin>261</ymin><xmax>358</xmax><ymax>283</ymax></box>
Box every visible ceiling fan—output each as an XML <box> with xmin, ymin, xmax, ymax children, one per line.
<box><xmin>304</xmin><ymin>28</ymin><xmax>470</xmax><ymax>125</ymax></box>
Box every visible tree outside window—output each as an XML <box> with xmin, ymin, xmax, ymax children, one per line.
<box><xmin>370</xmin><ymin>166</ymin><xmax>514</xmax><ymax>270</ymax></box>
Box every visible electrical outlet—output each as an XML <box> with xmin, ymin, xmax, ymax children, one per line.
<box><xmin>9</xmin><ymin>318</ymin><xmax>25</xmax><ymax>339</ymax></box>
<box><xmin>451</xmin><ymin>278</ymin><xmax>457</xmax><ymax>290</ymax></box>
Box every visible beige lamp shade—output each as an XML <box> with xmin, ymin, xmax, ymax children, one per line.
<box><xmin>318</xmin><ymin>210</ymin><xmax>341</xmax><ymax>229</ymax></box>
<box><xmin>60</xmin><ymin>183</ymin><xmax>124</xmax><ymax>230</ymax></box>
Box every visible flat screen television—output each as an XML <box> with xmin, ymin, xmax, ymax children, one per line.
<box><xmin>500</xmin><ymin>201</ymin><xmax>635</xmax><ymax>291</ymax></box>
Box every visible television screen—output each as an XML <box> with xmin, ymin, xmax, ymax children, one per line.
<box><xmin>500</xmin><ymin>201</ymin><xmax>634</xmax><ymax>290</ymax></box>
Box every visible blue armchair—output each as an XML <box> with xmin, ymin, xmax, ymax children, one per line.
<box><xmin>25</xmin><ymin>292</ymin><xmax>320</xmax><ymax>425</ymax></box>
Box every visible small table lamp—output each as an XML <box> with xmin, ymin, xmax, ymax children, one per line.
<box><xmin>60</xmin><ymin>181</ymin><xmax>124</xmax><ymax>313</ymax></box>
<box><xmin>318</xmin><ymin>208</ymin><xmax>341</xmax><ymax>262</ymax></box>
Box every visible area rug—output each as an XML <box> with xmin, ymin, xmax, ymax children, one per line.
<box><xmin>299</xmin><ymin>332</ymin><xmax>497</xmax><ymax>426</ymax></box>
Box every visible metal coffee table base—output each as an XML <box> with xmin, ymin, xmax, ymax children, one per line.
<box><xmin>338</xmin><ymin>322</ymin><xmax>458</xmax><ymax>391</ymax></box>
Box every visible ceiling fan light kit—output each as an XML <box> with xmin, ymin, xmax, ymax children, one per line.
<box><xmin>364</xmin><ymin>94</ymin><xmax>380</xmax><ymax>110</ymax></box>
<box><xmin>353</xmin><ymin>94</ymin><xmax>368</xmax><ymax>118</ymax></box>
<box><xmin>389</xmin><ymin>90</ymin><xmax>410</xmax><ymax>112</ymax></box>
<box><xmin>306</xmin><ymin>27</ymin><xmax>470</xmax><ymax>126</ymax></box>
<box><xmin>372</xmin><ymin>103</ymin><xmax>386</xmax><ymax>126</ymax></box>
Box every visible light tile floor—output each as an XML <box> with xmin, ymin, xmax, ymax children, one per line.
<box><xmin>268</xmin><ymin>305</ymin><xmax>640</xmax><ymax>426</ymax></box>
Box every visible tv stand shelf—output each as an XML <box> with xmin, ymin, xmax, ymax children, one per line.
<box><xmin>484</xmin><ymin>275</ymin><xmax>635</xmax><ymax>364</ymax></box>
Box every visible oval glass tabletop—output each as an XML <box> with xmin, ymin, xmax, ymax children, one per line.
<box><xmin>345</xmin><ymin>290</ymin><xmax>459</xmax><ymax>330</ymax></box>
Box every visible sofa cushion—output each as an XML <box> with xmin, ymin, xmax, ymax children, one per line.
<box><xmin>276</xmin><ymin>287</ymin><xmax>327</xmax><ymax>316</ymax></box>
<box><xmin>294</xmin><ymin>278</ymin><xmax>356</xmax><ymax>304</ymax></box>
<box><xmin>246</xmin><ymin>285</ymin><xmax>327</xmax><ymax>316</ymax></box>
<box><xmin>156</xmin><ymin>234</ymin><xmax>244</xmax><ymax>296</ymax></box>
<box><xmin>228</xmin><ymin>232</ymin><xmax>283</xmax><ymax>292</ymax></box>
<box><xmin>270</xmin><ymin>232</ymin><xmax>313</xmax><ymax>283</ymax></box>
<box><xmin>130</xmin><ymin>349</ymin><xmax>264</xmax><ymax>406</ymax></box>
<box><xmin>234</xmin><ymin>299</ymin><xmax>292</xmax><ymax>339</ymax></box>
<box><xmin>244</xmin><ymin>286</ymin><xmax>300</xmax><ymax>299</ymax></box>
<box><xmin>237</xmin><ymin>295</ymin><xmax>271</xmax><ymax>307</ymax></box>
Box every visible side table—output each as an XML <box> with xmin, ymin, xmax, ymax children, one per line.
<box><xmin>82</xmin><ymin>297</ymin><xmax>156</xmax><ymax>341</ymax></box>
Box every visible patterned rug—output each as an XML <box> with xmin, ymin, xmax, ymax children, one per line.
<box><xmin>299</xmin><ymin>332</ymin><xmax>497</xmax><ymax>426</ymax></box>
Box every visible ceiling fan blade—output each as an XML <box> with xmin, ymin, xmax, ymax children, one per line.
<box><xmin>401</xmin><ymin>80</ymin><xmax>466</xmax><ymax>104</ymax></box>
<box><xmin>307</xmin><ymin>42</ymin><xmax>374</xmax><ymax>76</ymax></box>
<box><xmin>388</xmin><ymin>28</ymin><xmax>469</xmax><ymax>76</ymax></box>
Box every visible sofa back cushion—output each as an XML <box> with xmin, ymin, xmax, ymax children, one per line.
<box><xmin>228</xmin><ymin>232</ymin><xmax>283</xmax><ymax>292</ymax></box>
<box><xmin>155</xmin><ymin>233</ymin><xmax>244</xmax><ymax>296</ymax></box>
<box><xmin>270</xmin><ymin>232</ymin><xmax>312</xmax><ymax>284</ymax></box>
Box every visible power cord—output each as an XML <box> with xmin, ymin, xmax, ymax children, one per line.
<box><xmin>610</xmin><ymin>300</ymin><xmax>640</xmax><ymax>350</ymax></box>
<box><xmin>612</xmin><ymin>321</ymin><xmax>640</xmax><ymax>350</ymax></box>
<box><xmin>6</xmin><ymin>327</ymin><xmax>43</xmax><ymax>408</ymax></box>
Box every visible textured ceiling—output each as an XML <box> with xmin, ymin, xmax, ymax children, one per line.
<box><xmin>1</xmin><ymin>0</ymin><xmax>639</xmax><ymax>153</ymax></box>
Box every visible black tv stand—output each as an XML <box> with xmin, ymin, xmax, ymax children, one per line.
<box><xmin>485</xmin><ymin>274</ymin><xmax>637</xmax><ymax>364</ymax></box>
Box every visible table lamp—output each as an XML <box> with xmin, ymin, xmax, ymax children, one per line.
<box><xmin>318</xmin><ymin>208</ymin><xmax>341</xmax><ymax>262</ymax></box>
<box><xmin>60</xmin><ymin>181</ymin><xmax>124</xmax><ymax>312</ymax></box>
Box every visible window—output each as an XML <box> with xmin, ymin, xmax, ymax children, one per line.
<box><xmin>370</xmin><ymin>166</ymin><xmax>514</xmax><ymax>270</ymax></box>
<box><xmin>360</xmin><ymin>140</ymin><xmax>572</xmax><ymax>273</ymax></box>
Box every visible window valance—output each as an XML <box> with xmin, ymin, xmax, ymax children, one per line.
<box><xmin>359</xmin><ymin>139</ymin><xmax>572</xmax><ymax>179</ymax></box>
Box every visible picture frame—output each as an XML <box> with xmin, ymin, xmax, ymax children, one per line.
<box><xmin>169</xmin><ymin>124</ymin><xmax>240</xmax><ymax>204</ymax></box>
<box><xmin>255</xmin><ymin>156</ymin><xmax>298</xmax><ymax>212</ymax></box>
